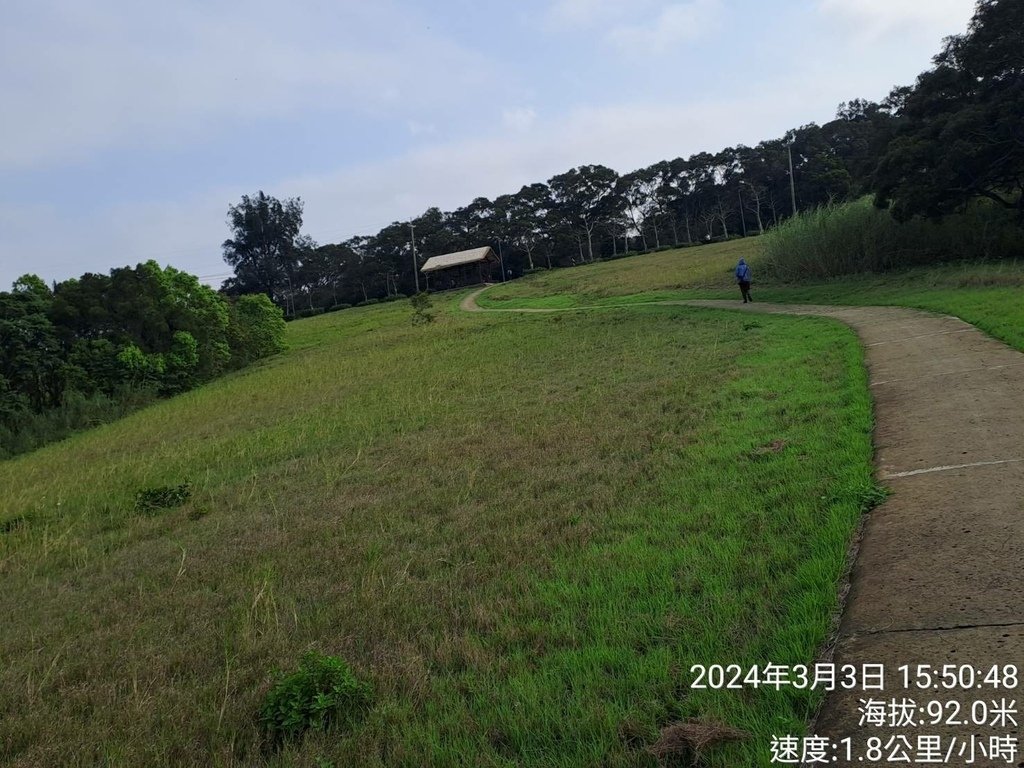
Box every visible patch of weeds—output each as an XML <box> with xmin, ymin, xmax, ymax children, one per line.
<box><xmin>824</xmin><ymin>482</ymin><xmax>891</xmax><ymax>514</ymax></box>
<box><xmin>187</xmin><ymin>502</ymin><xmax>211</xmax><ymax>521</ymax></box>
<box><xmin>0</xmin><ymin>515</ymin><xmax>32</xmax><ymax>534</ymax></box>
<box><xmin>853</xmin><ymin>482</ymin><xmax>892</xmax><ymax>513</ymax></box>
<box><xmin>134</xmin><ymin>483</ymin><xmax>191</xmax><ymax>514</ymax></box>
<box><xmin>259</xmin><ymin>650</ymin><xmax>372</xmax><ymax>746</ymax></box>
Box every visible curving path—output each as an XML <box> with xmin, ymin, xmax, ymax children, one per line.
<box><xmin>464</xmin><ymin>287</ymin><xmax>1024</xmax><ymax>763</ymax></box>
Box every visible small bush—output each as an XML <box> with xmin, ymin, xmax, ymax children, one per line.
<box><xmin>410</xmin><ymin>292</ymin><xmax>435</xmax><ymax>325</ymax></box>
<box><xmin>295</xmin><ymin>307</ymin><xmax>325</xmax><ymax>319</ymax></box>
<box><xmin>134</xmin><ymin>483</ymin><xmax>190</xmax><ymax>514</ymax></box>
<box><xmin>259</xmin><ymin>651</ymin><xmax>371</xmax><ymax>745</ymax></box>
<box><xmin>356</xmin><ymin>298</ymin><xmax>380</xmax><ymax>307</ymax></box>
<box><xmin>325</xmin><ymin>303</ymin><xmax>352</xmax><ymax>313</ymax></box>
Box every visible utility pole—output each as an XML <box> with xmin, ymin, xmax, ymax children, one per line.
<box><xmin>409</xmin><ymin>223</ymin><xmax>419</xmax><ymax>294</ymax></box>
<box><xmin>787</xmin><ymin>143</ymin><xmax>798</xmax><ymax>216</ymax></box>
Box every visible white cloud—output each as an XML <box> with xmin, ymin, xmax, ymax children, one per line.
<box><xmin>544</xmin><ymin>0</ymin><xmax>721</xmax><ymax>53</ymax></box>
<box><xmin>608</xmin><ymin>0</ymin><xmax>722</xmax><ymax>53</ymax></box>
<box><xmin>0</xmin><ymin>0</ymin><xmax>498</xmax><ymax>169</ymax></box>
<box><xmin>407</xmin><ymin>121</ymin><xmax>438</xmax><ymax>137</ymax></box>
<box><xmin>544</xmin><ymin>0</ymin><xmax>684</xmax><ymax>31</ymax></box>
<box><xmin>502</xmin><ymin>107</ymin><xmax>538</xmax><ymax>132</ymax></box>
<box><xmin>818</xmin><ymin>0</ymin><xmax>976</xmax><ymax>41</ymax></box>
<box><xmin>544</xmin><ymin>0</ymin><xmax>626</xmax><ymax>28</ymax></box>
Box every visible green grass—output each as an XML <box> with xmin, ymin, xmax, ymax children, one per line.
<box><xmin>478</xmin><ymin>240</ymin><xmax>749</xmax><ymax>309</ymax></box>
<box><xmin>0</xmin><ymin>296</ymin><xmax>875</xmax><ymax>766</ymax></box>
<box><xmin>479</xmin><ymin>239</ymin><xmax>1024</xmax><ymax>354</ymax></box>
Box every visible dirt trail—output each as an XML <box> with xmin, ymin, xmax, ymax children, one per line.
<box><xmin>464</xmin><ymin>288</ymin><xmax>1024</xmax><ymax>764</ymax></box>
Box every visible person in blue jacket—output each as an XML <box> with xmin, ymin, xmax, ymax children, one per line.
<box><xmin>735</xmin><ymin>258</ymin><xmax>752</xmax><ymax>303</ymax></box>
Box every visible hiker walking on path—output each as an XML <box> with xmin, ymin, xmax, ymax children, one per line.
<box><xmin>735</xmin><ymin>258</ymin><xmax>752</xmax><ymax>303</ymax></box>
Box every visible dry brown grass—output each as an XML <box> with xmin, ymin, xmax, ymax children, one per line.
<box><xmin>646</xmin><ymin>719</ymin><xmax>751</xmax><ymax>765</ymax></box>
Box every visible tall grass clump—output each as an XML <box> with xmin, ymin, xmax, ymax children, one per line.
<box><xmin>760</xmin><ymin>196</ymin><xmax>1024</xmax><ymax>281</ymax></box>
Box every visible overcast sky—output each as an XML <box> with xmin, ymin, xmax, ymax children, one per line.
<box><xmin>0</xmin><ymin>0</ymin><xmax>978</xmax><ymax>289</ymax></box>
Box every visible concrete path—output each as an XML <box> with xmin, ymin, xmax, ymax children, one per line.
<box><xmin>465</xmin><ymin>289</ymin><xmax>1024</xmax><ymax>764</ymax></box>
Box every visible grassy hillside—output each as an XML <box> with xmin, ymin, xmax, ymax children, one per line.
<box><xmin>479</xmin><ymin>240</ymin><xmax>749</xmax><ymax>309</ymax></box>
<box><xmin>1</xmin><ymin>296</ymin><xmax>875</xmax><ymax>766</ymax></box>
<box><xmin>481</xmin><ymin>240</ymin><xmax>1024</xmax><ymax>353</ymax></box>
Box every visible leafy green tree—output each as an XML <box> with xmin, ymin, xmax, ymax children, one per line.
<box><xmin>507</xmin><ymin>184</ymin><xmax>552</xmax><ymax>270</ymax></box>
<box><xmin>227</xmin><ymin>294</ymin><xmax>287</xmax><ymax>367</ymax></box>
<box><xmin>0</xmin><ymin>276</ymin><xmax>65</xmax><ymax>413</ymax></box>
<box><xmin>872</xmin><ymin>0</ymin><xmax>1024</xmax><ymax>221</ymax></box>
<box><xmin>548</xmin><ymin>165</ymin><xmax>619</xmax><ymax>262</ymax></box>
<box><xmin>222</xmin><ymin>191</ymin><xmax>309</xmax><ymax>309</ymax></box>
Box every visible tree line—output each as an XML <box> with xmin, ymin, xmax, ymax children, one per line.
<box><xmin>0</xmin><ymin>262</ymin><xmax>285</xmax><ymax>458</ymax></box>
<box><xmin>221</xmin><ymin>0</ymin><xmax>1022</xmax><ymax>314</ymax></box>
<box><xmin>223</xmin><ymin>107</ymin><xmax>900</xmax><ymax>312</ymax></box>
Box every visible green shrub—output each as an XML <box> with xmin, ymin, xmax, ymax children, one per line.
<box><xmin>356</xmin><ymin>298</ymin><xmax>380</xmax><ymax>307</ymax></box>
<box><xmin>410</xmin><ymin>292</ymin><xmax>434</xmax><ymax>325</ymax></box>
<box><xmin>325</xmin><ymin>303</ymin><xmax>352</xmax><ymax>313</ymax></box>
<box><xmin>227</xmin><ymin>294</ymin><xmax>287</xmax><ymax>366</ymax></box>
<box><xmin>259</xmin><ymin>651</ymin><xmax>371</xmax><ymax>745</ymax></box>
<box><xmin>761</xmin><ymin>196</ymin><xmax>1024</xmax><ymax>281</ymax></box>
<box><xmin>295</xmin><ymin>307</ymin><xmax>325</xmax><ymax>319</ymax></box>
<box><xmin>134</xmin><ymin>483</ymin><xmax>190</xmax><ymax>514</ymax></box>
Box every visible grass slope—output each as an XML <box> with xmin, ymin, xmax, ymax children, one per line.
<box><xmin>1</xmin><ymin>297</ymin><xmax>874</xmax><ymax>766</ymax></box>
<box><xmin>481</xmin><ymin>241</ymin><xmax>1024</xmax><ymax>354</ymax></box>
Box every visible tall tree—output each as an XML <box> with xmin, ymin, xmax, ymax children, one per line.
<box><xmin>222</xmin><ymin>192</ymin><xmax>308</xmax><ymax>310</ymax></box>
<box><xmin>507</xmin><ymin>184</ymin><xmax>552</xmax><ymax>270</ymax></box>
<box><xmin>548</xmin><ymin>165</ymin><xmax>619</xmax><ymax>262</ymax></box>
<box><xmin>872</xmin><ymin>0</ymin><xmax>1024</xmax><ymax>222</ymax></box>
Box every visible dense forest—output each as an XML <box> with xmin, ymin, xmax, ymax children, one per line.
<box><xmin>220</xmin><ymin>0</ymin><xmax>1022</xmax><ymax>314</ymax></box>
<box><xmin>0</xmin><ymin>263</ymin><xmax>285</xmax><ymax>458</ymax></box>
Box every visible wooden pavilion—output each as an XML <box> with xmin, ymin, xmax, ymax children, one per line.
<box><xmin>420</xmin><ymin>246</ymin><xmax>500</xmax><ymax>291</ymax></box>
